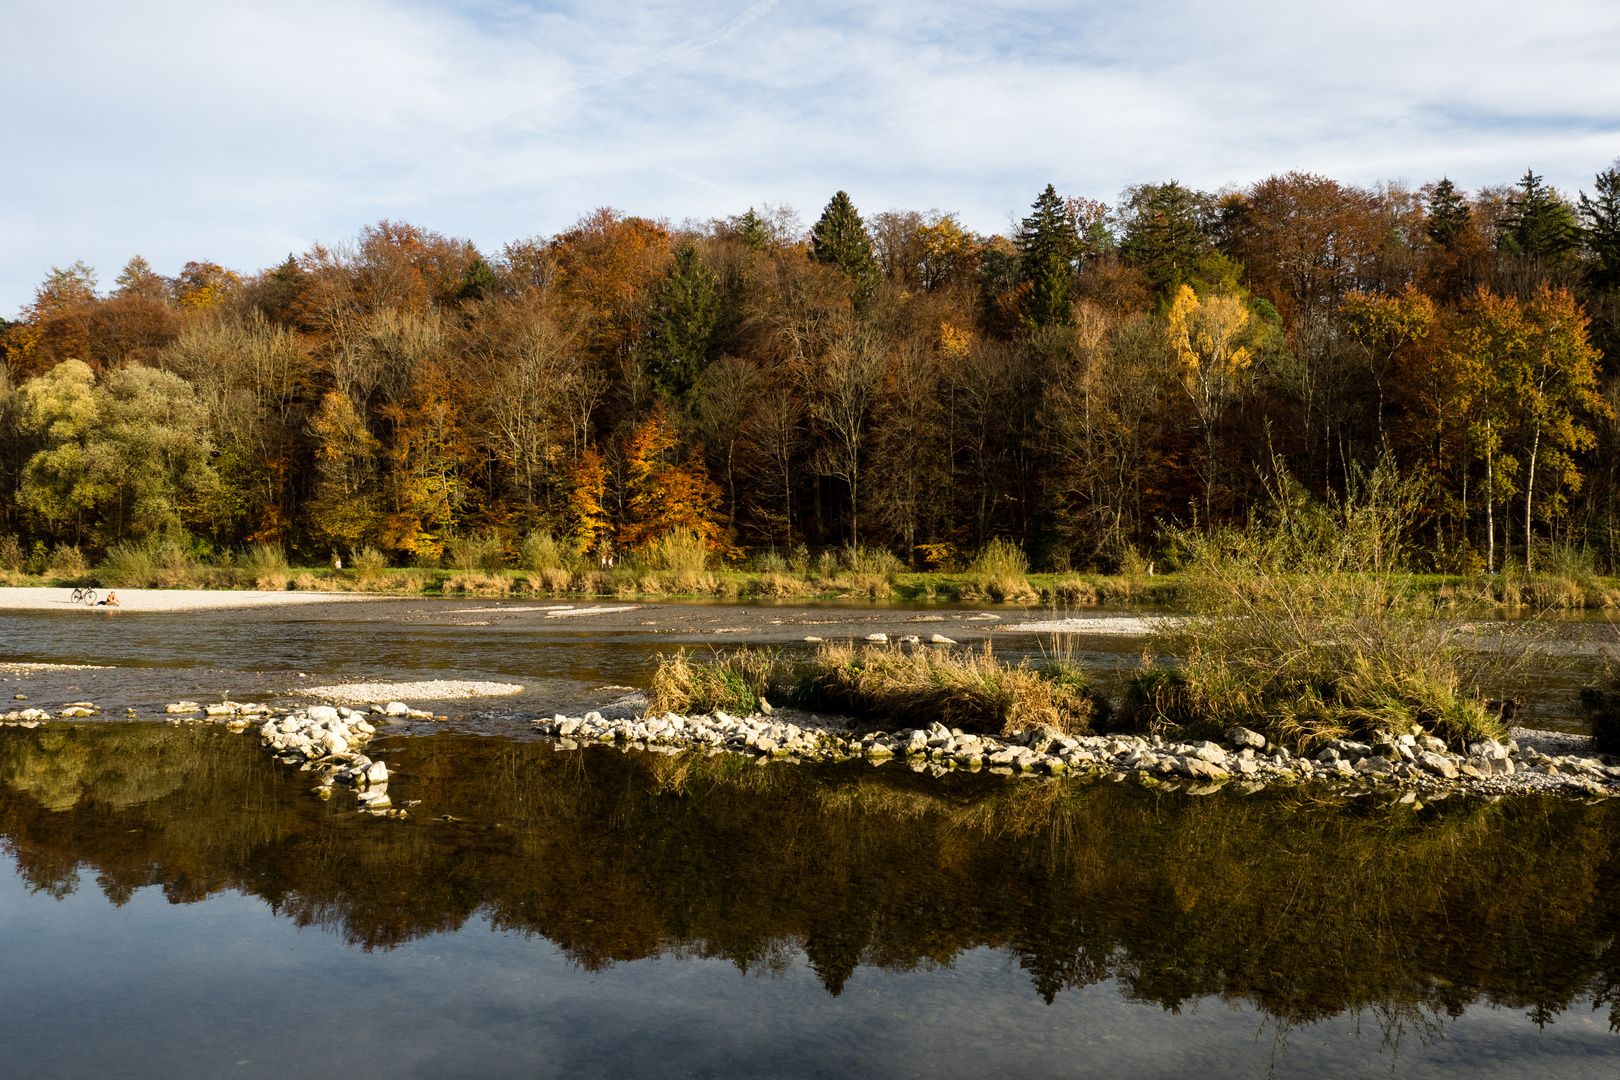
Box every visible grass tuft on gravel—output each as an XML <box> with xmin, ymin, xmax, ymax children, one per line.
<box><xmin>649</xmin><ymin>641</ymin><xmax>1109</xmax><ymax>738</ymax></box>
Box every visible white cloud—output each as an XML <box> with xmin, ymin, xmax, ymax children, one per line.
<box><xmin>3</xmin><ymin>0</ymin><xmax>1618</xmax><ymax>309</ymax></box>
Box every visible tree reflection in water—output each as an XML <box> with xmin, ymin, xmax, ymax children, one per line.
<box><xmin>2</xmin><ymin>723</ymin><xmax>1619</xmax><ymax>1041</ymax></box>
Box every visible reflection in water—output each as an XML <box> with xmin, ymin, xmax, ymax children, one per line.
<box><xmin>3</xmin><ymin>723</ymin><xmax>1619</xmax><ymax>1035</ymax></box>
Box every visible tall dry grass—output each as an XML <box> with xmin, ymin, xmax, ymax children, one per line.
<box><xmin>1127</xmin><ymin>458</ymin><xmax>1524</xmax><ymax>750</ymax></box>
<box><xmin>244</xmin><ymin>544</ymin><xmax>290</xmax><ymax>590</ymax></box>
<box><xmin>962</xmin><ymin>538</ymin><xmax>1037</xmax><ymax>603</ymax></box>
<box><xmin>649</xmin><ymin>641</ymin><xmax>1107</xmax><ymax>738</ymax></box>
<box><xmin>351</xmin><ymin>546</ymin><xmax>389</xmax><ymax>588</ymax></box>
<box><xmin>446</xmin><ymin>529</ymin><xmax>506</xmax><ymax>573</ymax></box>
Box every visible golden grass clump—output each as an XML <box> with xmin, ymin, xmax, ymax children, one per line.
<box><xmin>244</xmin><ymin>544</ymin><xmax>290</xmax><ymax>590</ymax></box>
<box><xmin>444</xmin><ymin>571</ymin><xmax>510</xmax><ymax>596</ymax></box>
<box><xmin>963</xmin><ymin>538</ymin><xmax>1037</xmax><ymax>603</ymax></box>
<box><xmin>351</xmin><ymin>546</ymin><xmax>389</xmax><ymax>588</ymax></box>
<box><xmin>649</xmin><ymin>641</ymin><xmax>1107</xmax><ymax>738</ymax></box>
<box><xmin>744</xmin><ymin>573</ymin><xmax>816</xmax><ymax>598</ymax></box>
<box><xmin>644</xmin><ymin>529</ymin><xmax>709</xmax><ymax>575</ymax></box>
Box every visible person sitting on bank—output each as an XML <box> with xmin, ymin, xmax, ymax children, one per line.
<box><xmin>97</xmin><ymin>590</ymin><xmax>120</xmax><ymax>607</ymax></box>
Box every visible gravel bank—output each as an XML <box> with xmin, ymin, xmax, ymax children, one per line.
<box><xmin>0</xmin><ymin>587</ymin><xmax>383</xmax><ymax>612</ymax></box>
<box><xmin>299</xmin><ymin>680</ymin><xmax>525</xmax><ymax>703</ymax></box>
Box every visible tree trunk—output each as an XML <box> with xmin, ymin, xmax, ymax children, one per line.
<box><xmin>1524</xmin><ymin>425</ymin><xmax>1541</xmax><ymax>571</ymax></box>
<box><xmin>1486</xmin><ymin>445</ymin><xmax>1495</xmax><ymax>574</ymax></box>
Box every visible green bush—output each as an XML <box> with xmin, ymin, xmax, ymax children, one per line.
<box><xmin>519</xmin><ymin>530</ymin><xmax>569</xmax><ymax>572</ymax></box>
<box><xmin>0</xmin><ymin>535</ymin><xmax>25</xmax><ymax>574</ymax></box>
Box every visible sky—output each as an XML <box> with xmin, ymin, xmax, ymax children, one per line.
<box><xmin>4</xmin><ymin>0</ymin><xmax>1619</xmax><ymax>311</ymax></box>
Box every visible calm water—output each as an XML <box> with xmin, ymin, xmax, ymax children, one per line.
<box><xmin>2</xmin><ymin>602</ymin><xmax>1618</xmax><ymax>1077</ymax></box>
<box><xmin>1</xmin><ymin>724</ymin><xmax>1618</xmax><ymax>1078</ymax></box>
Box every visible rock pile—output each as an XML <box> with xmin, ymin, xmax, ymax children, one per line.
<box><xmin>530</xmin><ymin>711</ymin><xmax>1620</xmax><ymax>799</ymax></box>
<box><xmin>257</xmin><ymin>706</ymin><xmax>405</xmax><ymax>816</ymax></box>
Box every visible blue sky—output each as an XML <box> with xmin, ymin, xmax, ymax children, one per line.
<box><xmin>4</xmin><ymin>0</ymin><xmax>1619</xmax><ymax>310</ymax></box>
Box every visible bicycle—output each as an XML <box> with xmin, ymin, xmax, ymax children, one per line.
<box><xmin>69</xmin><ymin>587</ymin><xmax>97</xmax><ymax>606</ymax></box>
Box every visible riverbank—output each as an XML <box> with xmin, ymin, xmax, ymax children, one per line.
<box><xmin>7</xmin><ymin>562</ymin><xmax>1620</xmax><ymax>609</ymax></box>
<box><xmin>0</xmin><ymin>586</ymin><xmax>379</xmax><ymax>611</ymax></box>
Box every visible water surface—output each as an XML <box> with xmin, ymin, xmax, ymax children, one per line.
<box><xmin>1</xmin><ymin>723</ymin><xmax>1617</xmax><ymax>1078</ymax></box>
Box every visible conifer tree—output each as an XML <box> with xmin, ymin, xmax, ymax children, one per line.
<box><xmin>457</xmin><ymin>256</ymin><xmax>497</xmax><ymax>302</ymax></box>
<box><xmin>1501</xmin><ymin>170</ymin><xmax>1579</xmax><ymax>258</ymax></box>
<box><xmin>811</xmin><ymin>191</ymin><xmax>879</xmax><ymax>303</ymax></box>
<box><xmin>646</xmin><ymin>241</ymin><xmax>720</xmax><ymax>403</ymax></box>
<box><xmin>1426</xmin><ymin>178</ymin><xmax>1472</xmax><ymax>249</ymax></box>
<box><xmin>1579</xmin><ymin>165</ymin><xmax>1620</xmax><ymax>290</ymax></box>
<box><xmin>736</xmin><ymin>208</ymin><xmax>769</xmax><ymax>252</ymax></box>
<box><xmin>1018</xmin><ymin>184</ymin><xmax>1079</xmax><ymax>327</ymax></box>
<box><xmin>1120</xmin><ymin>181</ymin><xmax>1212</xmax><ymax>299</ymax></box>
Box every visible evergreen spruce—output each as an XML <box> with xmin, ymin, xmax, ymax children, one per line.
<box><xmin>1426</xmin><ymin>178</ymin><xmax>1472</xmax><ymax>249</ymax></box>
<box><xmin>1501</xmin><ymin>170</ymin><xmax>1579</xmax><ymax>258</ymax></box>
<box><xmin>736</xmin><ymin>208</ymin><xmax>769</xmax><ymax>252</ymax></box>
<box><xmin>811</xmin><ymin>191</ymin><xmax>880</xmax><ymax>303</ymax></box>
<box><xmin>458</xmin><ymin>256</ymin><xmax>497</xmax><ymax>302</ymax></box>
<box><xmin>1579</xmin><ymin>165</ymin><xmax>1620</xmax><ymax>290</ymax></box>
<box><xmin>647</xmin><ymin>241</ymin><xmax>720</xmax><ymax>403</ymax></box>
<box><xmin>1018</xmin><ymin>184</ymin><xmax>1079</xmax><ymax>327</ymax></box>
<box><xmin>1120</xmin><ymin>181</ymin><xmax>1211</xmax><ymax>298</ymax></box>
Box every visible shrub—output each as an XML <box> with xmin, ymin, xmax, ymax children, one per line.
<box><xmin>969</xmin><ymin>538</ymin><xmax>1028</xmax><ymax>579</ymax></box>
<box><xmin>519</xmin><ymin>530</ymin><xmax>569</xmax><ymax>573</ymax></box>
<box><xmin>97</xmin><ymin>543</ymin><xmax>159</xmax><ymax>588</ymax></box>
<box><xmin>46</xmin><ymin>544</ymin><xmax>89</xmax><ymax>581</ymax></box>
<box><xmin>964</xmin><ymin>538</ymin><xmax>1037</xmax><ymax>603</ymax></box>
<box><xmin>352</xmin><ymin>546</ymin><xmax>389</xmax><ymax>588</ymax></box>
<box><xmin>244</xmin><ymin>545</ymin><xmax>290</xmax><ymax>590</ymax></box>
<box><xmin>750</xmin><ymin>548</ymin><xmax>789</xmax><ymax>573</ymax></box>
<box><xmin>447</xmin><ymin>530</ymin><xmax>505</xmax><ymax>573</ymax></box>
<box><xmin>0</xmin><ymin>535</ymin><xmax>24</xmax><ymax>574</ymax></box>
<box><xmin>293</xmin><ymin>572</ymin><xmax>319</xmax><ymax>591</ymax></box>
<box><xmin>646</xmin><ymin>529</ymin><xmax>709</xmax><ymax>575</ymax></box>
<box><xmin>1125</xmin><ymin>458</ymin><xmax>1517</xmax><ymax>751</ymax></box>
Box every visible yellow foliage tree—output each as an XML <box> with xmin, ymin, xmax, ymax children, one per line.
<box><xmin>1166</xmin><ymin>285</ymin><xmax>1255</xmax><ymax>525</ymax></box>
<box><xmin>618</xmin><ymin>403</ymin><xmax>725</xmax><ymax>552</ymax></box>
<box><xmin>565</xmin><ymin>448</ymin><xmax>609</xmax><ymax>556</ymax></box>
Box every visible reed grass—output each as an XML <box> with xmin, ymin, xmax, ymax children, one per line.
<box><xmin>446</xmin><ymin>529</ymin><xmax>505</xmax><ymax>573</ymax></box>
<box><xmin>1126</xmin><ymin>458</ymin><xmax>1524</xmax><ymax>751</ymax></box>
<box><xmin>962</xmin><ymin>538</ymin><xmax>1038</xmax><ymax>603</ymax></box>
<box><xmin>649</xmin><ymin>641</ymin><xmax>1108</xmax><ymax>737</ymax></box>
<box><xmin>243</xmin><ymin>544</ymin><xmax>290</xmax><ymax>590</ymax></box>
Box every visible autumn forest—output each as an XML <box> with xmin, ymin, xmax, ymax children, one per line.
<box><xmin>4</xmin><ymin>165</ymin><xmax>1620</xmax><ymax>575</ymax></box>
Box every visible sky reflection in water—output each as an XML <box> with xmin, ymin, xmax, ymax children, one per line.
<box><xmin>0</xmin><ymin>724</ymin><xmax>1617</xmax><ymax>1078</ymax></box>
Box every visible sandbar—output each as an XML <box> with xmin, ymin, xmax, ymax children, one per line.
<box><xmin>0</xmin><ymin>587</ymin><xmax>385</xmax><ymax>613</ymax></box>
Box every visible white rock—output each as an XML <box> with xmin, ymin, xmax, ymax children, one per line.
<box><xmin>384</xmin><ymin>701</ymin><xmax>410</xmax><ymax>717</ymax></box>
<box><xmin>866</xmin><ymin>633</ymin><xmax>888</xmax><ymax>642</ymax></box>
<box><xmin>307</xmin><ymin>706</ymin><xmax>339</xmax><ymax>723</ymax></box>
<box><xmin>365</xmin><ymin>761</ymin><xmax>388</xmax><ymax>783</ymax></box>
<box><xmin>930</xmin><ymin>634</ymin><xmax>957</xmax><ymax>644</ymax></box>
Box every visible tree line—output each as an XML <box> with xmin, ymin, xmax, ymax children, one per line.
<box><xmin>4</xmin><ymin>163</ymin><xmax>1620</xmax><ymax>572</ymax></box>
